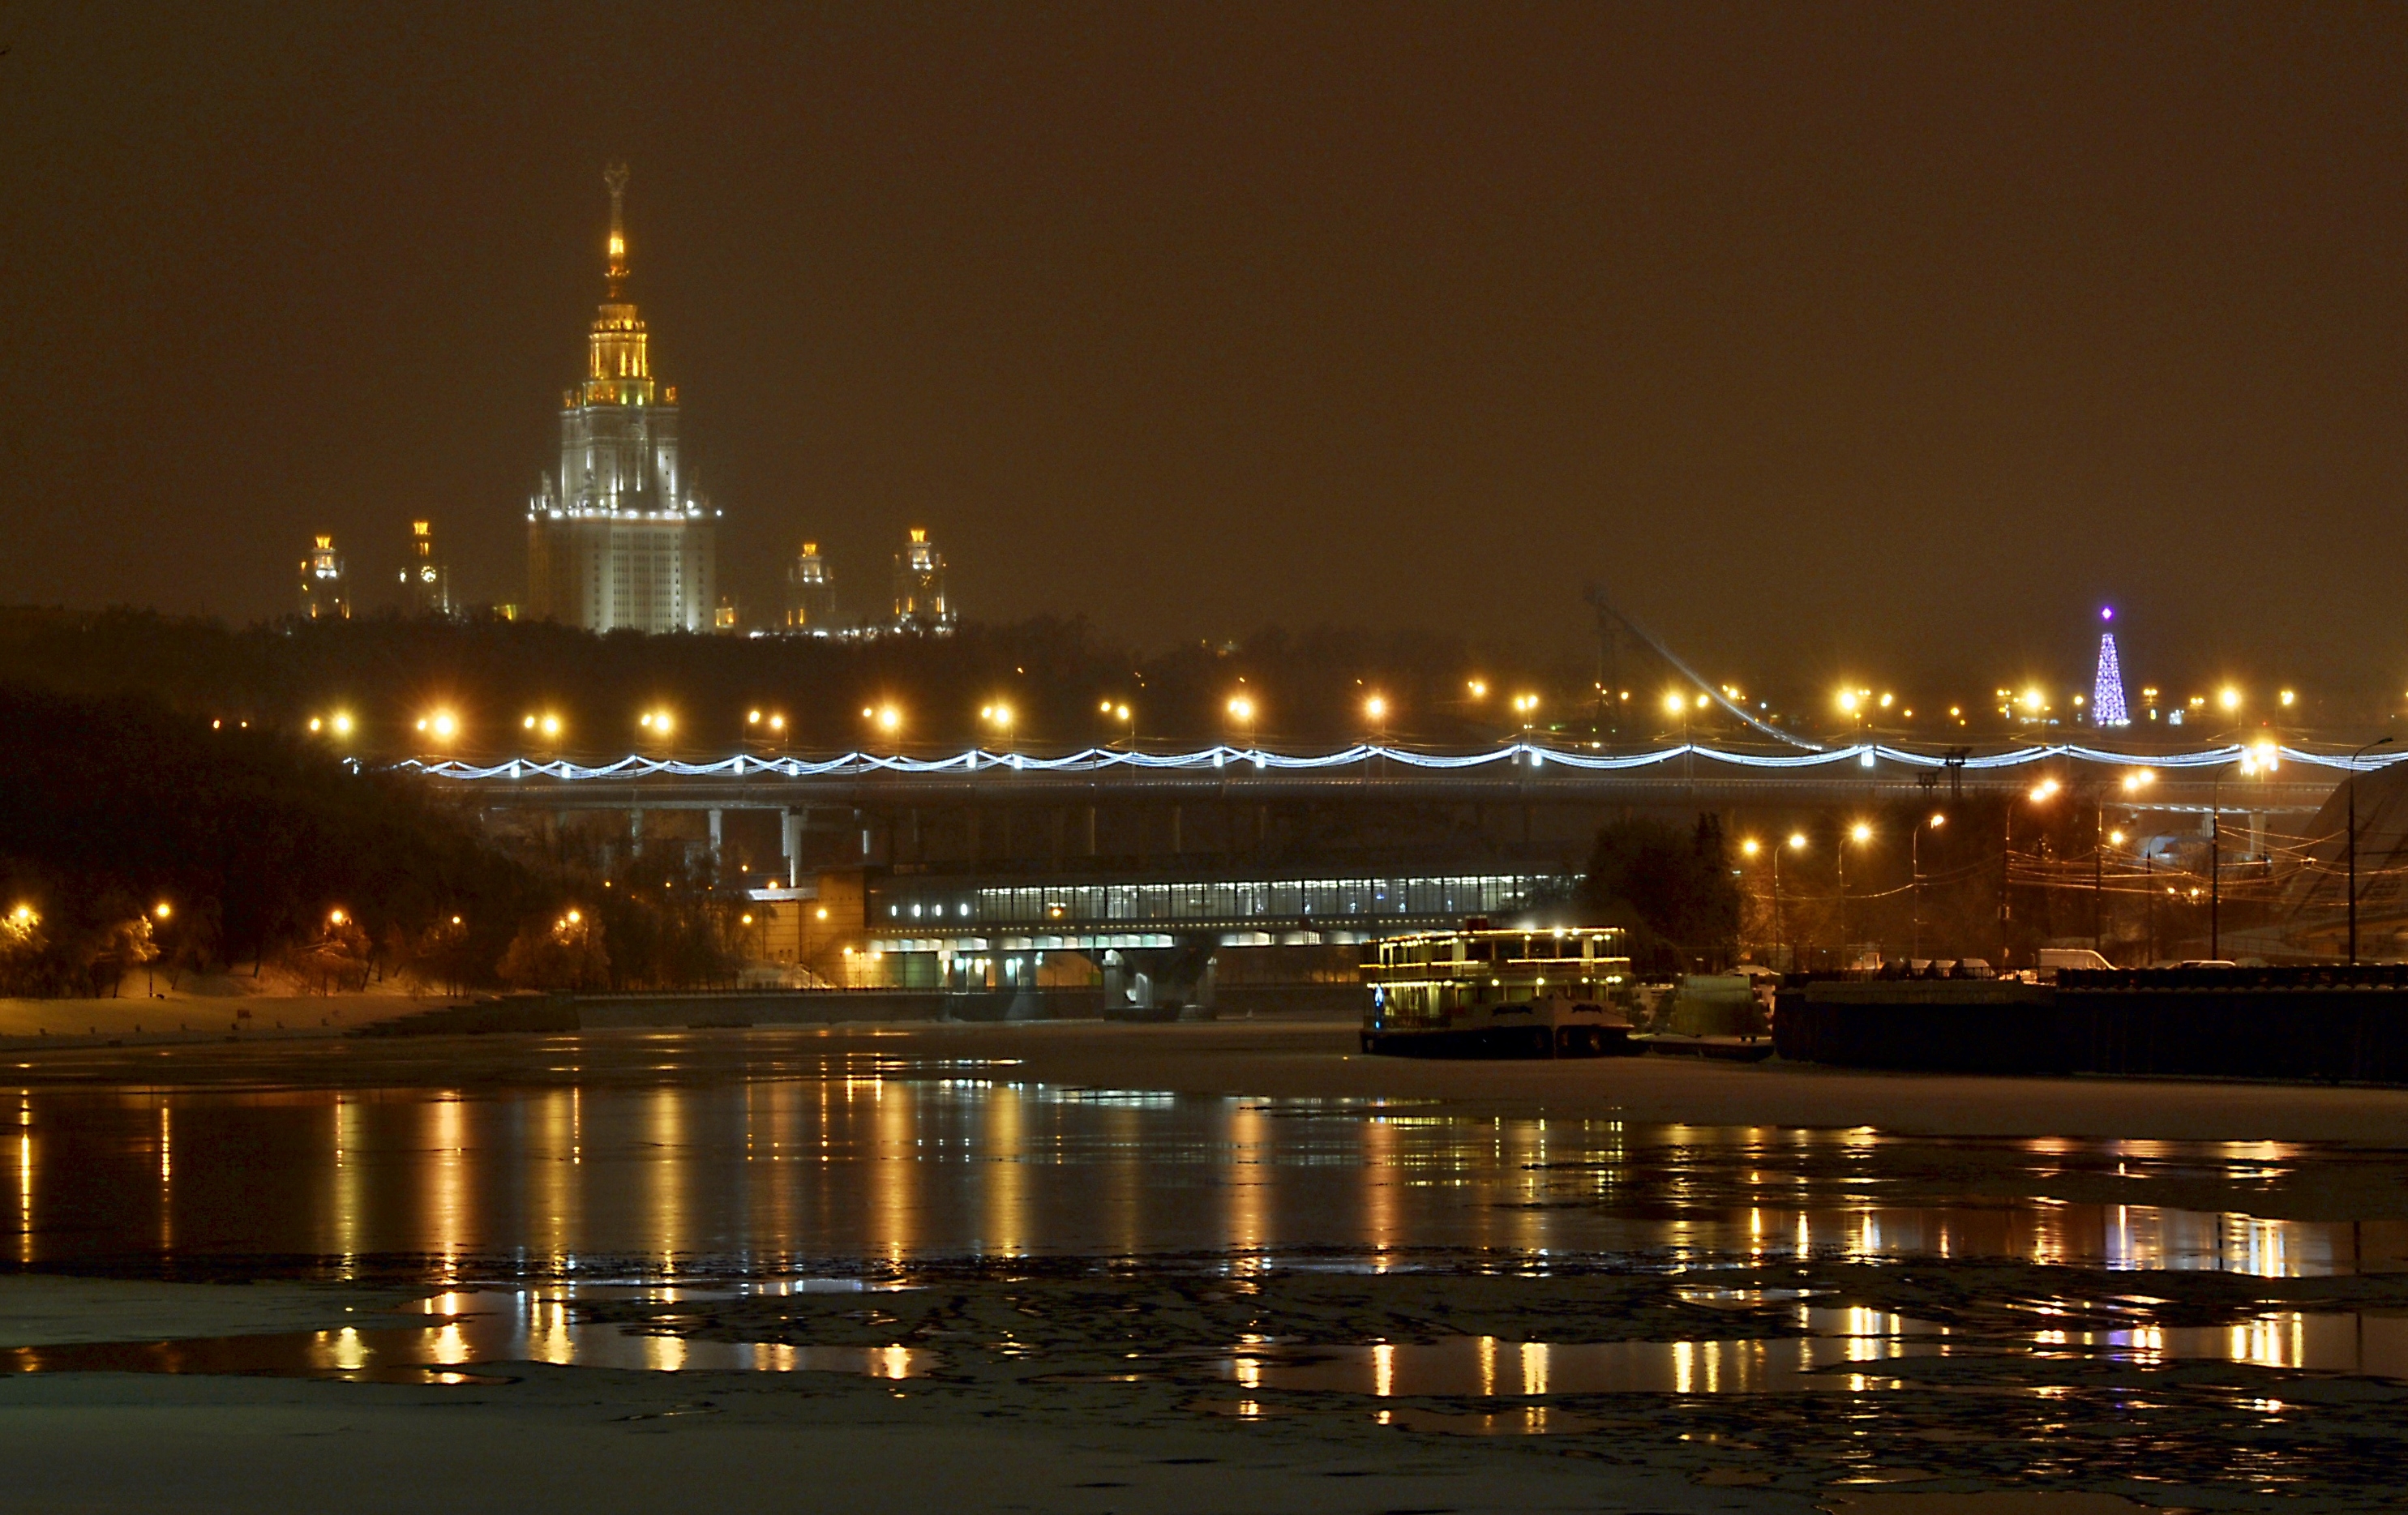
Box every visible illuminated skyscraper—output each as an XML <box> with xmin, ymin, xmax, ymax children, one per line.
<box><xmin>2092</xmin><ymin>607</ymin><xmax>2129</xmax><ymax>726</ymax></box>
<box><xmin>785</xmin><ymin>541</ymin><xmax>838</xmax><ymax>631</ymax></box>
<box><xmin>298</xmin><ymin>534</ymin><xmax>348</xmax><ymax>620</ymax></box>
<box><xmin>526</xmin><ymin>165</ymin><xmax>718</xmax><ymax>633</ymax></box>
<box><xmin>400</xmin><ymin>519</ymin><xmax>452</xmax><ymax>617</ymax></box>
<box><xmin>892</xmin><ymin>528</ymin><xmax>954</xmax><ymax>631</ymax></box>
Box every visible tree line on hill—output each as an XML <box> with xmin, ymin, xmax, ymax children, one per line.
<box><xmin>0</xmin><ymin>684</ymin><xmax>757</xmax><ymax>998</ymax></box>
<box><xmin>0</xmin><ymin>606</ymin><xmax>1587</xmax><ymax>759</ymax></box>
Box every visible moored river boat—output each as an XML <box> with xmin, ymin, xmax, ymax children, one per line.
<box><xmin>1360</xmin><ymin>924</ymin><xmax>1636</xmax><ymax>1058</ymax></box>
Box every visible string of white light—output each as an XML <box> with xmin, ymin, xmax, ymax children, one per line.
<box><xmin>400</xmin><ymin>741</ymin><xmax>2408</xmax><ymax>782</ymax></box>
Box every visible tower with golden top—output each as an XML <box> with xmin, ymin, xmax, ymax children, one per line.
<box><xmin>526</xmin><ymin>165</ymin><xmax>719</xmax><ymax>633</ymax></box>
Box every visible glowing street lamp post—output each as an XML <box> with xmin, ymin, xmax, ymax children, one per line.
<box><xmin>1912</xmin><ymin>811</ymin><xmax>1945</xmax><ymax>961</ymax></box>
<box><xmin>148</xmin><ymin>900</ymin><xmax>172</xmax><ymax>995</ymax></box>
<box><xmin>1748</xmin><ymin>833</ymin><xmax>1808</xmax><ymax>971</ymax></box>
<box><xmin>1227</xmin><ymin>695</ymin><xmax>1257</xmax><ymax>751</ymax></box>
<box><xmin>2121</xmin><ymin>769</ymin><xmax>2155</xmax><ymax>961</ymax></box>
<box><xmin>2011</xmin><ymin>777</ymin><xmax>2064</xmax><ymax>968</ymax></box>
<box><xmin>1838</xmin><ymin>823</ymin><xmax>1871</xmax><ymax>967</ymax></box>
<box><xmin>980</xmin><ymin>702</ymin><xmax>1015</xmax><ymax>752</ymax></box>
<box><xmin>2212</xmin><ymin>741</ymin><xmax>2280</xmax><ymax>962</ymax></box>
<box><xmin>2348</xmin><ymin>736</ymin><xmax>2394</xmax><ymax>965</ymax></box>
<box><xmin>863</xmin><ymin>704</ymin><xmax>903</xmax><ymax>749</ymax></box>
<box><xmin>2208</xmin><ymin>690</ymin><xmax>2247</xmax><ymax>961</ymax></box>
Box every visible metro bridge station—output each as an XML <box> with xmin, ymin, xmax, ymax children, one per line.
<box><xmin>414</xmin><ymin>738</ymin><xmax>2367</xmax><ymax>978</ymax></box>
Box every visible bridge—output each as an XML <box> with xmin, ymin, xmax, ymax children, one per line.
<box><xmin>411</xmin><ymin>740</ymin><xmax>2358</xmax><ymax>957</ymax></box>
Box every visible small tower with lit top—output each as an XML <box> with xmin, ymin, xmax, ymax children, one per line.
<box><xmin>299</xmin><ymin>534</ymin><xmax>349</xmax><ymax>620</ymax></box>
<box><xmin>786</xmin><ymin>541</ymin><xmax>838</xmax><ymax>631</ymax></box>
<box><xmin>892</xmin><ymin>528</ymin><xmax>954</xmax><ymax>631</ymax></box>
<box><xmin>401</xmin><ymin>519</ymin><xmax>452</xmax><ymax>617</ymax></box>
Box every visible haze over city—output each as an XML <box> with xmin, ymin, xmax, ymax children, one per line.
<box><xmin>5</xmin><ymin>4</ymin><xmax>2407</xmax><ymax>698</ymax></box>
<box><xmin>11</xmin><ymin>9</ymin><xmax>2408</xmax><ymax>1513</ymax></box>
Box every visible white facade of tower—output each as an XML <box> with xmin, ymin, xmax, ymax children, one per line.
<box><xmin>527</xmin><ymin>166</ymin><xmax>718</xmax><ymax>634</ymax></box>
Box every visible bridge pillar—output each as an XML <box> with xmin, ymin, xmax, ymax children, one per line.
<box><xmin>708</xmin><ymin>807</ymin><xmax>723</xmax><ymax>862</ymax></box>
<box><xmin>629</xmin><ymin>808</ymin><xmax>643</xmax><ymax>858</ymax></box>
<box><xmin>782</xmin><ymin>809</ymin><xmax>804</xmax><ymax>888</ymax></box>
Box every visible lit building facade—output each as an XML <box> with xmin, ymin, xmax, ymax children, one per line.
<box><xmin>526</xmin><ymin>165</ymin><xmax>718</xmax><ymax>634</ymax></box>
<box><xmin>892</xmin><ymin>528</ymin><xmax>954</xmax><ymax>631</ymax></box>
<box><xmin>401</xmin><ymin>519</ymin><xmax>452</xmax><ymax>617</ymax></box>
<box><xmin>785</xmin><ymin>541</ymin><xmax>838</xmax><ymax>631</ymax></box>
<box><xmin>298</xmin><ymin>534</ymin><xmax>348</xmax><ymax>620</ymax></box>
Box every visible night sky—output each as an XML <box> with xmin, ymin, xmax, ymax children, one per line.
<box><xmin>4</xmin><ymin>3</ymin><xmax>2405</xmax><ymax>696</ymax></box>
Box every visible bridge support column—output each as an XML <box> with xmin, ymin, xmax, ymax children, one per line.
<box><xmin>629</xmin><ymin>808</ymin><xmax>644</xmax><ymax>858</ymax></box>
<box><xmin>708</xmin><ymin>807</ymin><xmax>723</xmax><ymax>864</ymax></box>
<box><xmin>782</xmin><ymin>809</ymin><xmax>804</xmax><ymax>888</ymax></box>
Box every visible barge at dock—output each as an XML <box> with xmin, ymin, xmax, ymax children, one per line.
<box><xmin>1361</xmin><ymin>925</ymin><xmax>1635</xmax><ymax>1058</ymax></box>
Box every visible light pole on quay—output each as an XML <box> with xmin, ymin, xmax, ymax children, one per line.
<box><xmin>2347</xmin><ymin>735</ymin><xmax>2394</xmax><ymax>965</ymax></box>
<box><xmin>1912</xmin><ymin>811</ymin><xmax>1945</xmax><ymax>962</ymax></box>
<box><xmin>1838</xmin><ymin>822</ymin><xmax>1872</xmax><ymax>968</ymax></box>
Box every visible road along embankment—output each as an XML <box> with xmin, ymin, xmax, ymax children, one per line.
<box><xmin>1777</xmin><ymin>965</ymin><xmax>2408</xmax><ymax>1085</ymax></box>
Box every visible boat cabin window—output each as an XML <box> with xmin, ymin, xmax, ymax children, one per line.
<box><xmin>1464</xmin><ymin>939</ymin><xmax>1493</xmax><ymax>961</ymax></box>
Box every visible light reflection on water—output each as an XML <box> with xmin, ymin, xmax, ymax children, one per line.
<box><xmin>1218</xmin><ymin>1304</ymin><xmax>2408</xmax><ymax>1396</ymax></box>
<box><xmin>18</xmin><ymin>1290</ymin><xmax>2392</xmax><ymax>1393</ymax></box>
<box><xmin>2</xmin><ymin>1283</ymin><xmax>935</xmax><ymax>1382</ymax></box>
<box><xmin>7</xmin><ymin>1072</ymin><xmax>2406</xmax><ymax>1277</ymax></box>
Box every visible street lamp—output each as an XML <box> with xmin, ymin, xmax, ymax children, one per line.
<box><xmin>2207</xmin><ymin>743</ymin><xmax>2279</xmax><ymax>961</ymax></box>
<box><xmin>1836</xmin><ymin>687</ymin><xmax>1882</xmax><ymax>737</ymax></box>
<box><xmin>1100</xmin><ymin>700</ymin><xmax>1135</xmax><ymax>749</ymax></box>
<box><xmin>2348</xmin><ymin>735</ymin><xmax>2394</xmax><ymax>965</ymax></box>
<box><xmin>147</xmin><ymin>901</ymin><xmax>173</xmax><ymax>995</ymax></box>
<box><xmin>1743</xmin><ymin>834</ymin><xmax>1808</xmax><ymax>970</ymax></box>
<box><xmin>1839</xmin><ymin>822</ymin><xmax>1872</xmax><ymax>966</ymax></box>
<box><xmin>1226</xmin><ymin>694</ymin><xmax>1257</xmax><ymax>748</ymax></box>
<box><xmin>980</xmin><ymin>702</ymin><xmax>1015</xmax><ymax>751</ymax></box>
<box><xmin>1913</xmin><ymin>811</ymin><xmax>1945</xmax><ymax>961</ymax></box>
<box><xmin>1364</xmin><ymin>693</ymin><xmax>1389</xmax><ymax>746</ymax></box>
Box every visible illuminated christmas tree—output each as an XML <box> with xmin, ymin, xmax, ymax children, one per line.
<box><xmin>2092</xmin><ymin>608</ymin><xmax>2129</xmax><ymax>726</ymax></box>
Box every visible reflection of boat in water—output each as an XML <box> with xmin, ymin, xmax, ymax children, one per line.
<box><xmin>1360</xmin><ymin>924</ymin><xmax>1635</xmax><ymax>1058</ymax></box>
<box><xmin>1638</xmin><ymin>972</ymin><xmax>1776</xmax><ymax>1061</ymax></box>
